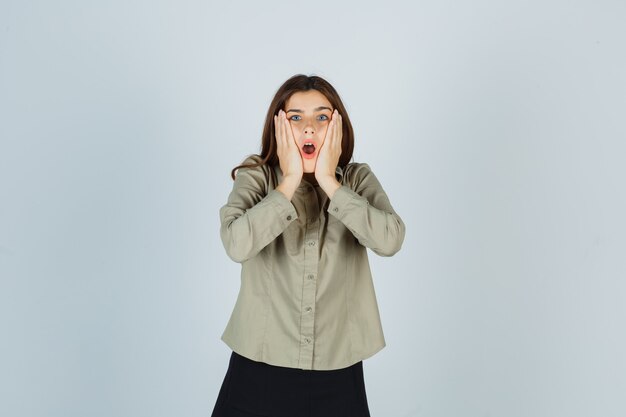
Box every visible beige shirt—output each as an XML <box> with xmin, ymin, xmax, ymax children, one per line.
<box><xmin>219</xmin><ymin>155</ymin><xmax>406</xmax><ymax>370</ymax></box>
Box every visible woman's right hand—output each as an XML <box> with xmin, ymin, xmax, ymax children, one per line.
<box><xmin>274</xmin><ymin>109</ymin><xmax>303</xmax><ymax>182</ymax></box>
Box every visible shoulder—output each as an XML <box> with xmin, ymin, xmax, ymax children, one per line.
<box><xmin>236</xmin><ymin>154</ymin><xmax>269</xmax><ymax>177</ymax></box>
<box><xmin>240</xmin><ymin>153</ymin><xmax>264</xmax><ymax>167</ymax></box>
<box><xmin>342</xmin><ymin>161</ymin><xmax>374</xmax><ymax>186</ymax></box>
<box><xmin>234</xmin><ymin>154</ymin><xmax>271</xmax><ymax>190</ymax></box>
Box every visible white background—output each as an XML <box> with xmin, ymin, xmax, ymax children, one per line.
<box><xmin>1</xmin><ymin>1</ymin><xmax>625</xmax><ymax>416</ymax></box>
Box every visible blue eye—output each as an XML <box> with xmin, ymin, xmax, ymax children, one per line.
<box><xmin>289</xmin><ymin>115</ymin><xmax>330</xmax><ymax>121</ymax></box>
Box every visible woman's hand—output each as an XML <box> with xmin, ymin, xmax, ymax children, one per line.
<box><xmin>315</xmin><ymin>109</ymin><xmax>342</xmax><ymax>182</ymax></box>
<box><xmin>275</xmin><ymin>109</ymin><xmax>303</xmax><ymax>182</ymax></box>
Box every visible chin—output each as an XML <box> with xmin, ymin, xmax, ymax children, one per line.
<box><xmin>303</xmin><ymin>159</ymin><xmax>316</xmax><ymax>173</ymax></box>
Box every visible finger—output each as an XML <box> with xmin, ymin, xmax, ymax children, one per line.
<box><xmin>335</xmin><ymin>113</ymin><xmax>342</xmax><ymax>149</ymax></box>
<box><xmin>278</xmin><ymin>112</ymin><xmax>289</xmax><ymax>156</ymax></box>
<box><xmin>274</xmin><ymin>114</ymin><xmax>281</xmax><ymax>148</ymax></box>
<box><xmin>329</xmin><ymin>115</ymin><xmax>337</xmax><ymax>146</ymax></box>
<box><xmin>275</xmin><ymin>116</ymin><xmax>282</xmax><ymax>154</ymax></box>
<box><xmin>279</xmin><ymin>110</ymin><xmax>289</xmax><ymax>149</ymax></box>
<box><xmin>330</xmin><ymin>112</ymin><xmax>339</xmax><ymax>148</ymax></box>
<box><xmin>284</xmin><ymin>113</ymin><xmax>298</xmax><ymax>148</ymax></box>
<box><xmin>274</xmin><ymin>114</ymin><xmax>281</xmax><ymax>151</ymax></box>
<box><xmin>323</xmin><ymin>121</ymin><xmax>332</xmax><ymax>155</ymax></box>
<box><xmin>280</xmin><ymin>111</ymin><xmax>288</xmax><ymax>144</ymax></box>
<box><xmin>326</xmin><ymin>113</ymin><xmax>335</xmax><ymax>139</ymax></box>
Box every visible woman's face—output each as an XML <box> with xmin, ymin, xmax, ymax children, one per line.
<box><xmin>283</xmin><ymin>90</ymin><xmax>334</xmax><ymax>173</ymax></box>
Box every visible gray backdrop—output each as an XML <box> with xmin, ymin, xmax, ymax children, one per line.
<box><xmin>1</xmin><ymin>1</ymin><xmax>625</xmax><ymax>416</ymax></box>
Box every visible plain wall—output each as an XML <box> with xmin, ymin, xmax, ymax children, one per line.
<box><xmin>1</xmin><ymin>1</ymin><xmax>625</xmax><ymax>416</ymax></box>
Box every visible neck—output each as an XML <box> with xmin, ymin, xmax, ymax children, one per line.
<box><xmin>303</xmin><ymin>172</ymin><xmax>318</xmax><ymax>186</ymax></box>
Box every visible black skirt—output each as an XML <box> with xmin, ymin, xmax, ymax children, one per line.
<box><xmin>211</xmin><ymin>350</ymin><xmax>372</xmax><ymax>417</ymax></box>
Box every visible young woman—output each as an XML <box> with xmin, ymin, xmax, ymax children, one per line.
<box><xmin>211</xmin><ymin>74</ymin><xmax>406</xmax><ymax>417</ymax></box>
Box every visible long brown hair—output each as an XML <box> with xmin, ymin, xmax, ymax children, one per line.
<box><xmin>229</xmin><ymin>74</ymin><xmax>355</xmax><ymax>180</ymax></box>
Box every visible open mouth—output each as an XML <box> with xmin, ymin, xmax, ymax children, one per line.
<box><xmin>302</xmin><ymin>143</ymin><xmax>316</xmax><ymax>154</ymax></box>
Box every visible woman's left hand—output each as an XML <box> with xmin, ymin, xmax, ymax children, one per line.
<box><xmin>315</xmin><ymin>109</ymin><xmax>342</xmax><ymax>182</ymax></box>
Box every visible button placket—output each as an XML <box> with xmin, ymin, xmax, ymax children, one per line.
<box><xmin>298</xmin><ymin>186</ymin><xmax>320</xmax><ymax>369</ymax></box>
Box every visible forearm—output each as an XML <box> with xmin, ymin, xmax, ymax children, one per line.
<box><xmin>276</xmin><ymin>175</ymin><xmax>301</xmax><ymax>201</ymax></box>
<box><xmin>220</xmin><ymin>189</ymin><xmax>298</xmax><ymax>263</ymax></box>
<box><xmin>327</xmin><ymin>185</ymin><xmax>405</xmax><ymax>256</ymax></box>
<box><xmin>325</xmin><ymin>163</ymin><xmax>405</xmax><ymax>257</ymax></box>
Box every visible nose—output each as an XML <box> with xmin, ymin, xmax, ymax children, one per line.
<box><xmin>303</xmin><ymin>123</ymin><xmax>315</xmax><ymax>135</ymax></box>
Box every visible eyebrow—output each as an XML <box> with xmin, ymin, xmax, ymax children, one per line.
<box><xmin>286</xmin><ymin>106</ymin><xmax>332</xmax><ymax>113</ymax></box>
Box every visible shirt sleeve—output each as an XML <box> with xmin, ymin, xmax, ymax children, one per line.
<box><xmin>327</xmin><ymin>163</ymin><xmax>406</xmax><ymax>257</ymax></box>
<box><xmin>219</xmin><ymin>160</ymin><xmax>298</xmax><ymax>263</ymax></box>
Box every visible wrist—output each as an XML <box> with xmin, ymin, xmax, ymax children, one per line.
<box><xmin>317</xmin><ymin>176</ymin><xmax>341</xmax><ymax>199</ymax></box>
<box><xmin>315</xmin><ymin>174</ymin><xmax>336</xmax><ymax>184</ymax></box>
<box><xmin>276</xmin><ymin>175</ymin><xmax>301</xmax><ymax>200</ymax></box>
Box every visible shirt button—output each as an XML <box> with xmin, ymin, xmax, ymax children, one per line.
<box><xmin>305</xmin><ymin>306</ymin><xmax>312</xmax><ymax>312</ymax></box>
<box><xmin>287</xmin><ymin>215</ymin><xmax>292</xmax><ymax>221</ymax></box>
<box><xmin>307</xmin><ymin>274</ymin><xmax>314</xmax><ymax>280</ymax></box>
<box><xmin>333</xmin><ymin>207</ymin><xmax>338</xmax><ymax>212</ymax></box>
<box><xmin>307</xmin><ymin>241</ymin><xmax>316</xmax><ymax>246</ymax></box>
<box><xmin>305</xmin><ymin>338</ymin><xmax>311</xmax><ymax>344</ymax></box>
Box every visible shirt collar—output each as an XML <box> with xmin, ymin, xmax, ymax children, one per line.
<box><xmin>274</xmin><ymin>163</ymin><xmax>344</xmax><ymax>189</ymax></box>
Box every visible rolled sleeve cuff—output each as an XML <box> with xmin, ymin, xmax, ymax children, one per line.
<box><xmin>327</xmin><ymin>185</ymin><xmax>369</xmax><ymax>219</ymax></box>
<box><xmin>266</xmin><ymin>188</ymin><xmax>298</xmax><ymax>226</ymax></box>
